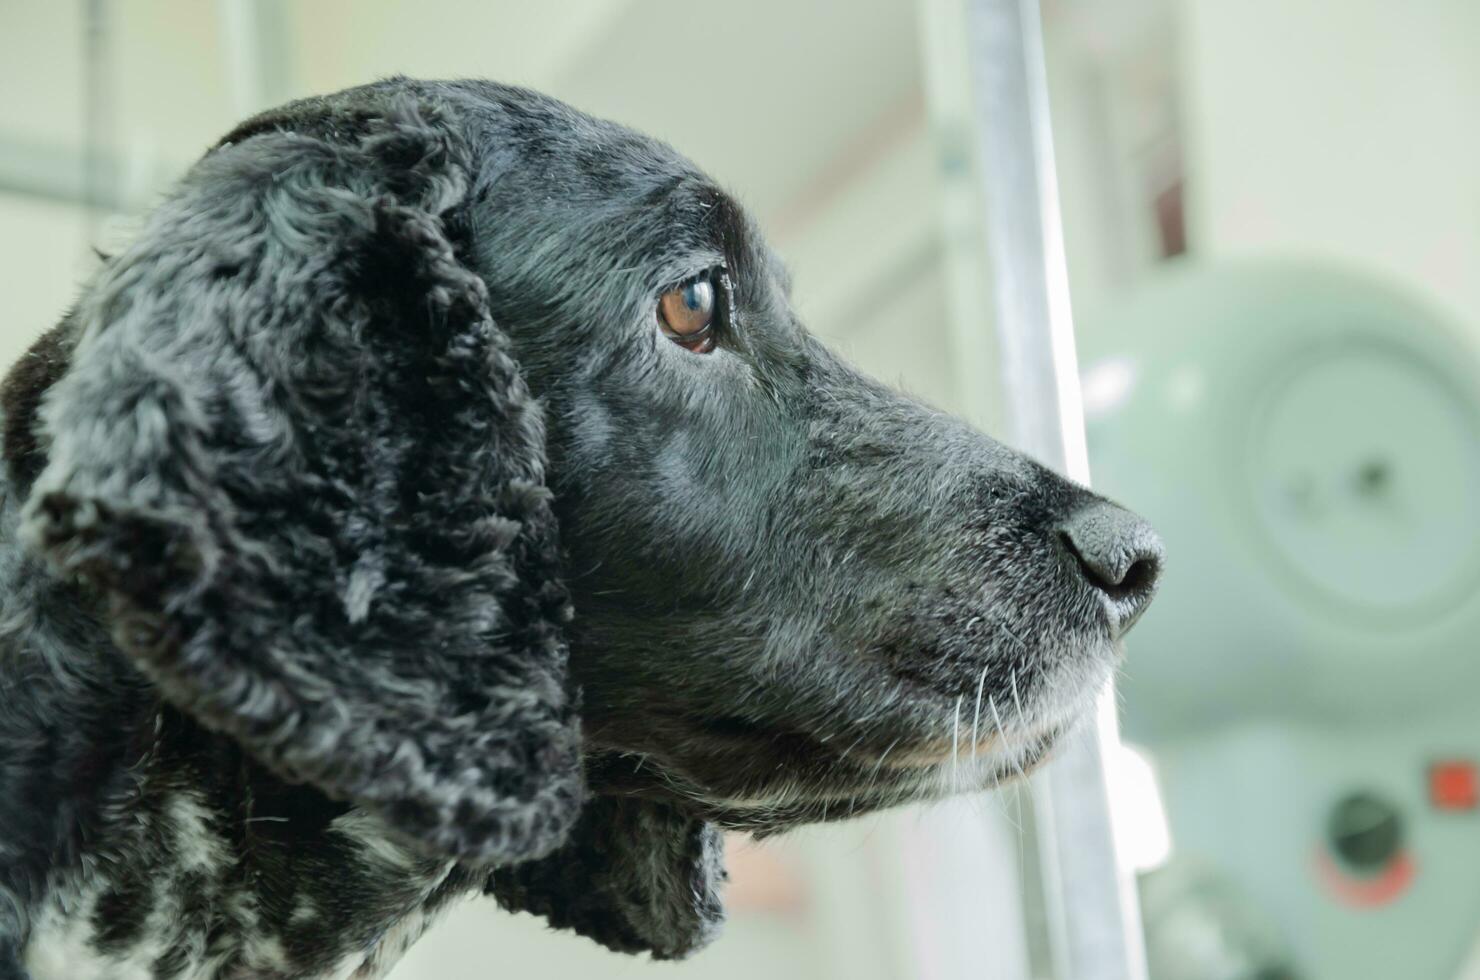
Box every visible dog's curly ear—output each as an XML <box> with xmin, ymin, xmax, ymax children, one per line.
<box><xmin>488</xmin><ymin>797</ymin><xmax>727</xmax><ymax>960</ymax></box>
<box><xmin>17</xmin><ymin>93</ymin><xmax>584</xmax><ymax>863</ymax></box>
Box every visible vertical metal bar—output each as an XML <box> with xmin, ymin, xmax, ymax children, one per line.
<box><xmin>217</xmin><ymin>0</ymin><xmax>295</xmax><ymax>118</ymax></box>
<box><xmin>81</xmin><ymin>0</ymin><xmax>115</xmax><ymax>243</ymax></box>
<box><xmin>962</xmin><ymin>1</ymin><xmax>1148</xmax><ymax>978</ymax></box>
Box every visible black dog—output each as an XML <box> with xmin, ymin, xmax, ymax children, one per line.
<box><xmin>0</xmin><ymin>78</ymin><xmax>1162</xmax><ymax>979</ymax></box>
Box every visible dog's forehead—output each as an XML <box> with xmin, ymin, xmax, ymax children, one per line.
<box><xmin>452</xmin><ymin>81</ymin><xmax>785</xmax><ymax>282</ymax></box>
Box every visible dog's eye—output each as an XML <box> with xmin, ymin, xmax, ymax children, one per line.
<box><xmin>658</xmin><ymin>272</ymin><xmax>719</xmax><ymax>354</ymax></box>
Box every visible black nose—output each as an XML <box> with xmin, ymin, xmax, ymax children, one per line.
<box><xmin>1058</xmin><ymin>502</ymin><xmax>1164</xmax><ymax>634</ymax></box>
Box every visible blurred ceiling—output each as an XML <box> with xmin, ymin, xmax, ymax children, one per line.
<box><xmin>0</xmin><ymin>0</ymin><xmax>925</xmax><ymax>236</ymax></box>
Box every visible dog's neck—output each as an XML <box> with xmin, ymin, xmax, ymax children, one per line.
<box><xmin>0</xmin><ymin>454</ymin><xmax>479</xmax><ymax>980</ymax></box>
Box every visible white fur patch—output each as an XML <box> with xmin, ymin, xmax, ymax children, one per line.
<box><xmin>23</xmin><ymin>798</ymin><xmax>465</xmax><ymax>980</ymax></box>
<box><xmin>24</xmin><ymin>871</ymin><xmax>187</xmax><ymax>980</ymax></box>
<box><xmin>23</xmin><ymin>792</ymin><xmax>234</xmax><ymax>980</ymax></box>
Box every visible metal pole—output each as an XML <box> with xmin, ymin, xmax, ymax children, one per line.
<box><xmin>217</xmin><ymin>0</ymin><xmax>295</xmax><ymax>118</ymax></box>
<box><xmin>962</xmin><ymin>1</ymin><xmax>1148</xmax><ymax>978</ymax></box>
<box><xmin>81</xmin><ymin>0</ymin><xmax>115</xmax><ymax>244</ymax></box>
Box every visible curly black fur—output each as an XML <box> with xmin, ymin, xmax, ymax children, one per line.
<box><xmin>0</xmin><ymin>77</ymin><xmax>1161</xmax><ymax>979</ymax></box>
<box><xmin>488</xmin><ymin>797</ymin><xmax>725</xmax><ymax>961</ymax></box>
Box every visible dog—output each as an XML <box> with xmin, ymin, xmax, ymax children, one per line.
<box><xmin>0</xmin><ymin>77</ymin><xmax>1163</xmax><ymax>979</ymax></box>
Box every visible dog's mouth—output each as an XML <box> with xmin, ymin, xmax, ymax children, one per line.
<box><xmin>577</xmin><ymin>578</ymin><xmax>1119</xmax><ymax>834</ymax></box>
<box><xmin>882</xmin><ymin>724</ymin><xmax>1060</xmax><ymax>769</ymax></box>
<box><xmin>583</xmin><ymin>704</ymin><xmax>1068</xmax><ymax>834</ymax></box>
<box><xmin>610</xmin><ymin>728</ymin><xmax>1061</xmax><ymax>834</ymax></box>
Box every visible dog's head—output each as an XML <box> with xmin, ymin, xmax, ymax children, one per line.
<box><xmin>3</xmin><ymin>79</ymin><xmax>1161</xmax><ymax>958</ymax></box>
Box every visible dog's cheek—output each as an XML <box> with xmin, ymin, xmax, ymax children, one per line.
<box><xmin>562</xmin><ymin>393</ymin><xmax>618</xmax><ymax>467</ymax></box>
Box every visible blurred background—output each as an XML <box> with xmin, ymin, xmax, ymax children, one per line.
<box><xmin>2</xmin><ymin>1</ymin><xmax>1478</xmax><ymax>978</ymax></box>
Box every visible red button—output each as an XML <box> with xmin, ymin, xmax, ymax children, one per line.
<box><xmin>1429</xmin><ymin>760</ymin><xmax>1478</xmax><ymax>811</ymax></box>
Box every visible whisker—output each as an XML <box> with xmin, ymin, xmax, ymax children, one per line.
<box><xmin>867</xmin><ymin>737</ymin><xmax>902</xmax><ymax>790</ymax></box>
<box><xmin>838</xmin><ymin>732</ymin><xmax>870</xmax><ymax>763</ymax></box>
<box><xmin>994</xmin><ymin>782</ymin><xmax>1023</xmax><ymax>835</ymax></box>
<box><xmin>970</xmin><ymin>663</ymin><xmax>990</xmax><ymax>764</ymax></box>
<box><xmin>1009</xmin><ymin>667</ymin><xmax>1027</xmax><ymax>733</ymax></box>
<box><xmin>987</xmin><ymin>694</ymin><xmax>1009</xmax><ymax>746</ymax></box>
<box><xmin>951</xmin><ymin>695</ymin><xmax>962</xmax><ymax>793</ymax></box>
<box><xmin>988</xmin><ymin>693</ymin><xmax>1027</xmax><ymax>784</ymax></box>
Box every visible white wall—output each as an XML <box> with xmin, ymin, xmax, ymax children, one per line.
<box><xmin>1041</xmin><ymin>0</ymin><xmax>1480</xmax><ymax>352</ymax></box>
<box><xmin>0</xmin><ymin>195</ymin><xmax>87</xmax><ymax>366</ymax></box>
<box><xmin>1182</xmin><ymin>0</ymin><xmax>1480</xmax><ymax>333</ymax></box>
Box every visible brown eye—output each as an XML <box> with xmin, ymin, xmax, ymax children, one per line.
<box><xmin>658</xmin><ymin>274</ymin><xmax>718</xmax><ymax>353</ymax></box>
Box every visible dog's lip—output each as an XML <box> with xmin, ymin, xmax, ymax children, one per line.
<box><xmin>691</xmin><ymin>711</ymin><xmax>1036</xmax><ymax>773</ymax></box>
<box><xmin>884</xmin><ymin>735</ymin><xmax>1003</xmax><ymax>768</ymax></box>
<box><xmin>582</xmin><ymin>719</ymin><xmax>1065</xmax><ymax>834</ymax></box>
<box><xmin>879</xmin><ymin>722</ymin><xmax>1061</xmax><ymax>770</ymax></box>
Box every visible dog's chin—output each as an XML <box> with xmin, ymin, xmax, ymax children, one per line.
<box><xmin>582</xmin><ymin>712</ymin><xmax>1067</xmax><ymax>836</ymax></box>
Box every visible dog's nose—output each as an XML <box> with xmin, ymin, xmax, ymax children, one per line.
<box><xmin>1058</xmin><ymin>502</ymin><xmax>1164</xmax><ymax>634</ymax></box>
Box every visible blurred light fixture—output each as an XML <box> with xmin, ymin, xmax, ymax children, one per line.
<box><xmin>1081</xmin><ymin>355</ymin><xmax>1140</xmax><ymax>418</ymax></box>
<box><xmin>1108</xmin><ymin>741</ymin><xmax>1172</xmax><ymax>874</ymax></box>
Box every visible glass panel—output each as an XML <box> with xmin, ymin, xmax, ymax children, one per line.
<box><xmin>1042</xmin><ymin>2</ymin><xmax>1480</xmax><ymax>979</ymax></box>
